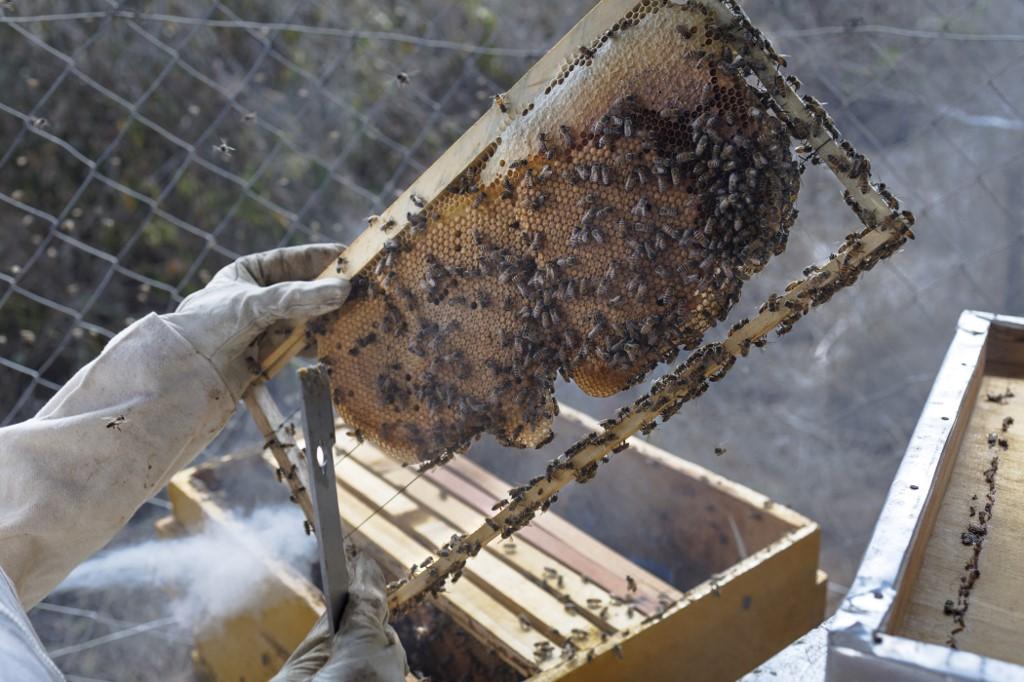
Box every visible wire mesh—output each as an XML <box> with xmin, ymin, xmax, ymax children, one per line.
<box><xmin>3</xmin><ymin>0</ymin><xmax>1024</xmax><ymax>678</ymax></box>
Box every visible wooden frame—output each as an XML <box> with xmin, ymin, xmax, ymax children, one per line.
<box><xmin>164</xmin><ymin>404</ymin><xmax>826</xmax><ymax>681</ymax></box>
<box><xmin>237</xmin><ymin>0</ymin><xmax>913</xmax><ymax>615</ymax></box>
<box><xmin>825</xmin><ymin>310</ymin><xmax>1024</xmax><ymax>680</ymax></box>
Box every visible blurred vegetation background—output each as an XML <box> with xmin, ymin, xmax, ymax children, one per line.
<box><xmin>3</xmin><ymin>0</ymin><xmax>1024</xmax><ymax>679</ymax></box>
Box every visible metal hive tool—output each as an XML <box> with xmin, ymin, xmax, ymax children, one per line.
<box><xmin>308</xmin><ymin>0</ymin><xmax>801</xmax><ymax>465</ymax></box>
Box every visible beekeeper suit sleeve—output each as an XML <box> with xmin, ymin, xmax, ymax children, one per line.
<box><xmin>0</xmin><ymin>568</ymin><xmax>64</xmax><ymax>680</ymax></box>
<box><xmin>0</xmin><ymin>244</ymin><xmax>348</xmax><ymax>609</ymax></box>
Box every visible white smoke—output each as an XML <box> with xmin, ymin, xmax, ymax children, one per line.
<box><xmin>54</xmin><ymin>505</ymin><xmax>316</xmax><ymax>631</ymax></box>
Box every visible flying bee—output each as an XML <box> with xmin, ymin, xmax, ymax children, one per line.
<box><xmin>213</xmin><ymin>138</ymin><xmax>235</xmax><ymax>158</ymax></box>
<box><xmin>103</xmin><ymin>415</ymin><xmax>127</xmax><ymax>431</ymax></box>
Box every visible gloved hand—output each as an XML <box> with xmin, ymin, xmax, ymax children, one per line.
<box><xmin>273</xmin><ymin>553</ymin><xmax>409</xmax><ymax>682</ymax></box>
<box><xmin>164</xmin><ymin>244</ymin><xmax>349</xmax><ymax>399</ymax></box>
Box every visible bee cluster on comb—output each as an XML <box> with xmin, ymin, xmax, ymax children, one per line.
<box><xmin>310</xmin><ymin>0</ymin><xmax>801</xmax><ymax>465</ymax></box>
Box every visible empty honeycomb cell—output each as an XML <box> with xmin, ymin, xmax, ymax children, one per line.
<box><xmin>313</xmin><ymin>0</ymin><xmax>800</xmax><ymax>465</ymax></box>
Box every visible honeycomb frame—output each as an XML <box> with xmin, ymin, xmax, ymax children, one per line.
<box><xmin>240</xmin><ymin>0</ymin><xmax>916</xmax><ymax>614</ymax></box>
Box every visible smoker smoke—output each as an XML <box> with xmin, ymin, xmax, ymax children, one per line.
<box><xmin>53</xmin><ymin>506</ymin><xmax>316</xmax><ymax>631</ymax></box>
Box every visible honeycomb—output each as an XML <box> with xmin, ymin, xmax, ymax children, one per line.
<box><xmin>313</xmin><ymin>0</ymin><xmax>800</xmax><ymax>464</ymax></box>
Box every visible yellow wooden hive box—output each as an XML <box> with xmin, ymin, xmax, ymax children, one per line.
<box><xmin>160</xmin><ymin>404</ymin><xmax>825</xmax><ymax>681</ymax></box>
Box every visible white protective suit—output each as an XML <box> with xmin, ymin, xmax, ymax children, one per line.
<box><xmin>0</xmin><ymin>245</ymin><xmax>406</xmax><ymax>680</ymax></box>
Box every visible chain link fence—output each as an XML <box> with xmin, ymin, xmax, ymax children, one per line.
<box><xmin>3</xmin><ymin>0</ymin><xmax>1024</xmax><ymax>678</ymax></box>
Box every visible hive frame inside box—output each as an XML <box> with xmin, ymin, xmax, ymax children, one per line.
<box><xmin>242</xmin><ymin>0</ymin><xmax>915</xmax><ymax>612</ymax></box>
<box><xmin>165</xmin><ymin>403</ymin><xmax>826</xmax><ymax>680</ymax></box>
<box><xmin>826</xmin><ymin>311</ymin><xmax>1024</xmax><ymax>681</ymax></box>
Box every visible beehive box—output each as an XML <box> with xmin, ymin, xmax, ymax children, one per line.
<box><xmin>162</xmin><ymin>404</ymin><xmax>824</xmax><ymax>681</ymax></box>
<box><xmin>826</xmin><ymin>311</ymin><xmax>1024</xmax><ymax>680</ymax></box>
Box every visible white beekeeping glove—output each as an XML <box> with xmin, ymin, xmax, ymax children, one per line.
<box><xmin>272</xmin><ymin>552</ymin><xmax>409</xmax><ymax>682</ymax></box>
<box><xmin>164</xmin><ymin>244</ymin><xmax>350</xmax><ymax>399</ymax></box>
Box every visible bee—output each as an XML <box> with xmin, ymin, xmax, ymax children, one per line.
<box><xmin>396</xmin><ymin>72</ymin><xmax>412</xmax><ymax>86</ymax></box>
<box><xmin>410</xmin><ymin>193</ymin><xmax>426</xmax><ymax>208</ymax></box>
<box><xmin>494</xmin><ymin>93</ymin><xmax>508</xmax><ymax>113</ymax></box>
<box><xmin>626</xmin><ymin>575</ymin><xmax>637</xmax><ymax>593</ymax></box>
<box><xmin>559</xmin><ymin>124</ymin><xmax>574</xmax><ymax>148</ymax></box>
<box><xmin>538</xmin><ymin>132</ymin><xmax>553</xmax><ymax>160</ymax></box>
<box><xmin>534</xmin><ymin>641</ymin><xmax>554</xmax><ymax>662</ymax></box>
<box><xmin>242</xmin><ymin>111</ymin><xmax>257</xmax><ymax>123</ymax></box>
<box><xmin>624</xmin><ymin>171</ymin><xmax>638</xmax><ymax>192</ymax></box>
<box><xmin>695</xmin><ymin>134</ymin><xmax>709</xmax><ymax>158</ymax></box>
<box><xmin>30</xmin><ymin>117</ymin><xmax>49</xmax><ymax>129</ymax></box>
<box><xmin>103</xmin><ymin>415</ymin><xmax>127</xmax><ymax>431</ymax></box>
<box><xmin>714</xmin><ymin>446</ymin><xmax>727</xmax><ymax>456</ymax></box>
<box><xmin>213</xmin><ymin>138</ymin><xmax>235</xmax><ymax>158</ymax></box>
